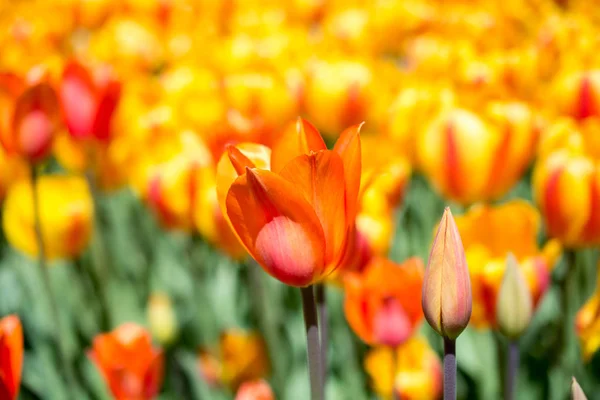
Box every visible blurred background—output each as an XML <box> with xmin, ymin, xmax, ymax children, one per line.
<box><xmin>0</xmin><ymin>0</ymin><xmax>600</xmax><ymax>399</ymax></box>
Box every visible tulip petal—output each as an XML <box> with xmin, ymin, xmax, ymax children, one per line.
<box><xmin>60</xmin><ymin>61</ymin><xmax>98</xmax><ymax>139</ymax></box>
<box><xmin>0</xmin><ymin>316</ymin><xmax>22</xmax><ymax>400</ymax></box>
<box><xmin>279</xmin><ymin>150</ymin><xmax>347</xmax><ymax>267</ymax></box>
<box><xmin>226</xmin><ymin>168</ymin><xmax>326</xmax><ymax>287</ymax></box>
<box><xmin>12</xmin><ymin>83</ymin><xmax>59</xmax><ymax>162</ymax></box>
<box><xmin>216</xmin><ymin>143</ymin><xmax>271</xmax><ymax>220</ymax></box>
<box><xmin>271</xmin><ymin>118</ymin><xmax>326</xmax><ymax>173</ymax></box>
<box><xmin>334</xmin><ymin>123</ymin><xmax>362</xmax><ymax>223</ymax></box>
<box><xmin>92</xmin><ymin>80</ymin><xmax>121</xmax><ymax>141</ymax></box>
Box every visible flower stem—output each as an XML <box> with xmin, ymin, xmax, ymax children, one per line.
<box><xmin>392</xmin><ymin>346</ymin><xmax>399</xmax><ymax>400</ymax></box>
<box><xmin>505</xmin><ymin>341</ymin><xmax>519</xmax><ymax>400</ymax></box>
<box><xmin>301</xmin><ymin>286</ymin><xmax>323</xmax><ymax>400</ymax></box>
<box><xmin>31</xmin><ymin>166</ymin><xmax>76</xmax><ymax>399</ymax></box>
<box><xmin>315</xmin><ymin>283</ymin><xmax>327</xmax><ymax>399</ymax></box>
<box><xmin>443</xmin><ymin>337</ymin><xmax>456</xmax><ymax>400</ymax></box>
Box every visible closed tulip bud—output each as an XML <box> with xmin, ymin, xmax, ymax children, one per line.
<box><xmin>422</xmin><ymin>207</ymin><xmax>472</xmax><ymax>339</ymax></box>
<box><xmin>147</xmin><ymin>293</ymin><xmax>178</xmax><ymax>346</ymax></box>
<box><xmin>496</xmin><ymin>254</ymin><xmax>533</xmax><ymax>340</ymax></box>
<box><xmin>572</xmin><ymin>377</ymin><xmax>588</xmax><ymax>400</ymax></box>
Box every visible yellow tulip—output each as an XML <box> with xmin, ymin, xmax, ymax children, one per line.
<box><xmin>3</xmin><ymin>175</ymin><xmax>94</xmax><ymax>260</ymax></box>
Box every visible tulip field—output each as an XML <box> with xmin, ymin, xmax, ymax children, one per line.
<box><xmin>2</xmin><ymin>1</ymin><xmax>600</xmax><ymax>399</ymax></box>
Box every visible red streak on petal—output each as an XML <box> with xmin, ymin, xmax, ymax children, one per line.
<box><xmin>581</xmin><ymin>172</ymin><xmax>600</xmax><ymax>244</ymax></box>
<box><xmin>576</xmin><ymin>74</ymin><xmax>596</xmax><ymax>120</ymax></box>
<box><xmin>543</xmin><ymin>168</ymin><xmax>567</xmax><ymax>239</ymax></box>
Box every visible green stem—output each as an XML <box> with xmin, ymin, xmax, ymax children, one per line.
<box><xmin>31</xmin><ymin>166</ymin><xmax>77</xmax><ymax>399</ymax></box>
<box><xmin>301</xmin><ymin>286</ymin><xmax>323</xmax><ymax>400</ymax></box>
<box><xmin>315</xmin><ymin>283</ymin><xmax>327</xmax><ymax>399</ymax></box>
<box><xmin>443</xmin><ymin>338</ymin><xmax>456</xmax><ymax>400</ymax></box>
<box><xmin>505</xmin><ymin>341</ymin><xmax>519</xmax><ymax>400</ymax></box>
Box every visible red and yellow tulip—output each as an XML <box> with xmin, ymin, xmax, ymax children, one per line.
<box><xmin>576</xmin><ymin>267</ymin><xmax>600</xmax><ymax>361</ymax></box>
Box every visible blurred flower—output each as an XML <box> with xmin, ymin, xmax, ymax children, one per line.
<box><xmin>496</xmin><ymin>254</ymin><xmax>533</xmax><ymax>340</ymax></box>
<box><xmin>0</xmin><ymin>72</ymin><xmax>60</xmax><ymax>163</ymax></box>
<box><xmin>3</xmin><ymin>175</ymin><xmax>94</xmax><ymax>260</ymax></box>
<box><xmin>344</xmin><ymin>257</ymin><xmax>424</xmax><ymax>347</ymax></box>
<box><xmin>364</xmin><ymin>335</ymin><xmax>442</xmax><ymax>400</ymax></box>
<box><xmin>198</xmin><ymin>352</ymin><xmax>221</xmax><ymax>387</ymax></box>
<box><xmin>554</xmin><ymin>70</ymin><xmax>600</xmax><ymax>121</ymax></box>
<box><xmin>454</xmin><ymin>200</ymin><xmax>561</xmax><ymax>328</ymax></box>
<box><xmin>533</xmin><ymin>118</ymin><xmax>600</xmax><ymax>247</ymax></box>
<box><xmin>147</xmin><ymin>292</ymin><xmax>178</xmax><ymax>346</ymax></box>
<box><xmin>0</xmin><ymin>315</ymin><xmax>23</xmax><ymax>400</ymax></box>
<box><xmin>59</xmin><ymin>60</ymin><xmax>121</xmax><ymax>142</ymax></box>
<box><xmin>576</xmin><ymin>270</ymin><xmax>600</xmax><ymax>361</ymax></box>
<box><xmin>417</xmin><ymin>104</ymin><xmax>540</xmax><ymax>204</ymax></box>
<box><xmin>422</xmin><ymin>207</ymin><xmax>472</xmax><ymax>339</ymax></box>
<box><xmin>218</xmin><ymin>118</ymin><xmax>362</xmax><ymax>287</ymax></box>
<box><xmin>235</xmin><ymin>380</ymin><xmax>274</xmax><ymax>400</ymax></box>
<box><xmin>356</xmin><ymin>136</ymin><xmax>411</xmax><ymax>258</ymax></box>
<box><xmin>89</xmin><ymin>323</ymin><xmax>164</xmax><ymax>400</ymax></box>
<box><xmin>0</xmin><ymin>146</ymin><xmax>27</xmax><ymax>201</ymax></box>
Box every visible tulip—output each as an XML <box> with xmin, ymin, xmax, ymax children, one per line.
<box><xmin>423</xmin><ymin>207</ymin><xmax>471</xmax><ymax>400</ymax></box>
<box><xmin>364</xmin><ymin>336</ymin><xmax>442</xmax><ymax>400</ymax></box>
<box><xmin>572</xmin><ymin>377</ymin><xmax>588</xmax><ymax>400</ymax></box>
<box><xmin>453</xmin><ymin>200</ymin><xmax>561</xmax><ymax>328</ymax></box>
<box><xmin>59</xmin><ymin>60</ymin><xmax>121</xmax><ymax>142</ymax></box>
<box><xmin>89</xmin><ymin>323</ymin><xmax>164</xmax><ymax>400</ymax></box>
<box><xmin>422</xmin><ymin>207</ymin><xmax>472</xmax><ymax>340</ymax></box>
<box><xmin>218</xmin><ymin>118</ymin><xmax>361</xmax><ymax>287</ymax></box>
<box><xmin>2</xmin><ymin>175</ymin><xmax>94</xmax><ymax>260</ymax></box>
<box><xmin>235</xmin><ymin>380</ymin><xmax>274</xmax><ymax>400</ymax></box>
<box><xmin>0</xmin><ymin>146</ymin><xmax>27</xmax><ymax>201</ymax></box>
<box><xmin>344</xmin><ymin>257</ymin><xmax>424</xmax><ymax>348</ymax></box>
<box><xmin>554</xmin><ymin>70</ymin><xmax>600</xmax><ymax>121</ymax></box>
<box><xmin>575</xmin><ymin>272</ymin><xmax>600</xmax><ymax>361</ymax></box>
<box><xmin>417</xmin><ymin>104</ymin><xmax>540</xmax><ymax>204</ymax></box>
<box><xmin>220</xmin><ymin>330</ymin><xmax>270</xmax><ymax>390</ymax></box>
<box><xmin>496</xmin><ymin>254</ymin><xmax>533</xmax><ymax>340</ymax></box>
<box><xmin>147</xmin><ymin>292</ymin><xmax>178</xmax><ymax>346</ymax></box>
<box><xmin>0</xmin><ymin>315</ymin><xmax>23</xmax><ymax>400</ymax></box>
<box><xmin>0</xmin><ymin>72</ymin><xmax>60</xmax><ymax>163</ymax></box>
<box><xmin>533</xmin><ymin>118</ymin><xmax>600</xmax><ymax>247</ymax></box>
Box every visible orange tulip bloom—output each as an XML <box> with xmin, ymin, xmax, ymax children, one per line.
<box><xmin>453</xmin><ymin>200</ymin><xmax>561</xmax><ymax>328</ymax></box>
<box><xmin>576</xmin><ymin>263</ymin><xmax>600</xmax><ymax>361</ymax></box>
<box><xmin>0</xmin><ymin>315</ymin><xmax>23</xmax><ymax>400</ymax></box>
<box><xmin>0</xmin><ymin>72</ymin><xmax>60</xmax><ymax>163</ymax></box>
<box><xmin>344</xmin><ymin>257</ymin><xmax>424</xmax><ymax>347</ymax></box>
<box><xmin>533</xmin><ymin>118</ymin><xmax>600</xmax><ymax>247</ymax></box>
<box><xmin>59</xmin><ymin>60</ymin><xmax>121</xmax><ymax>142</ymax></box>
<box><xmin>217</xmin><ymin>118</ymin><xmax>362</xmax><ymax>287</ymax></box>
<box><xmin>364</xmin><ymin>336</ymin><xmax>442</xmax><ymax>400</ymax></box>
<box><xmin>0</xmin><ymin>146</ymin><xmax>27</xmax><ymax>201</ymax></box>
<box><xmin>554</xmin><ymin>70</ymin><xmax>600</xmax><ymax>121</ymax></box>
<box><xmin>89</xmin><ymin>323</ymin><xmax>164</xmax><ymax>400</ymax></box>
<box><xmin>235</xmin><ymin>380</ymin><xmax>274</xmax><ymax>400</ymax></box>
<box><xmin>417</xmin><ymin>104</ymin><xmax>540</xmax><ymax>204</ymax></box>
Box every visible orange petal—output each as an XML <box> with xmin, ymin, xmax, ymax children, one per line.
<box><xmin>271</xmin><ymin>118</ymin><xmax>326</xmax><ymax>173</ymax></box>
<box><xmin>0</xmin><ymin>315</ymin><xmax>22</xmax><ymax>400</ymax></box>
<box><xmin>279</xmin><ymin>150</ymin><xmax>347</xmax><ymax>268</ymax></box>
<box><xmin>226</xmin><ymin>168</ymin><xmax>326</xmax><ymax>287</ymax></box>
<box><xmin>216</xmin><ymin>143</ymin><xmax>271</xmax><ymax>221</ymax></box>
<box><xmin>12</xmin><ymin>83</ymin><xmax>59</xmax><ymax>162</ymax></box>
<box><xmin>334</xmin><ymin>123</ymin><xmax>363</xmax><ymax>223</ymax></box>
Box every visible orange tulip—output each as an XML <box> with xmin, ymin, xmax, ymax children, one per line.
<box><xmin>533</xmin><ymin>118</ymin><xmax>600</xmax><ymax>247</ymax></box>
<box><xmin>417</xmin><ymin>104</ymin><xmax>540</xmax><ymax>204</ymax></box>
<box><xmin>0</xmin><ymin>145</ymin><xmax>27</xmax><ymax>201</ymax></box>
<box><xmin>364</xmin><ymin>336</ymin><xmax>442</xmax><ymax>400</ymax></box>
<box><xmin>344</xmin><ymin>257</ymin><xmax>424</xmax><ymax>347</ymax></box>
<box><xmin>217</xmin><ymin>118</ymin><xmax>362</xmax><ymax>287</ymax></box>
<box><xmin>422</xmin><ymin>207</ymin><xmax>472</xmax><ymax>339</ymax></box>
<box><xmin>0</xmin><ymin>315</ymin><xmax>23</xmax><ymax>400</ymax></box>
<box><xmin>576</xmin><ymin>266</ymin><xmax>600</xmax><ymax>361</ymax></box>
<box><xmin>0</xmin><ymin>72</ymin><xmax>60</xmax><ymax>163</ymax></box>
<box><xmin>89</xmin><ymin>323</ymin><xmax>164</xmax><ymax>400</ymax></box>
<box><xmin>235</xmin><ymin>380</ymin><xmax>274</xmax><ymax>400</ymax></box>
<box><xmin>453</xmin><ymin>200</ymin><xmax>561</xmax><ymax>328</ymax></box>
<box><xmin>554</xmin><ymin>70</ymin><xmax>600</xmax><ymax>121</ymax></box>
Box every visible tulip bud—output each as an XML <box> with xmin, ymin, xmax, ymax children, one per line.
<box><xmin>496</xmin><ymin>254</ymin><xmax>533</xmax><ymax>340</ymax></box>
<box><xmin>422</xmin><ymin>207</ymin><xmax>472</xmax><ymax>339</ymax></box>
<box><xmin>147</xmin><ymin>292</ymin><xmax>178</xmax><ymax>346</ymax></box>
<box><xmin>571</xmin><ymin>377</ymin><xmax>588</xmax><ymax>400</ymax></box>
